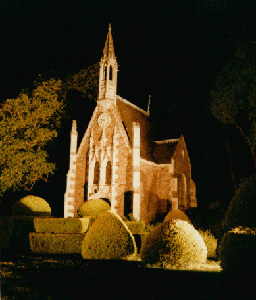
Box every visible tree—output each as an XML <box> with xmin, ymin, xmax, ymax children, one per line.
<box><xmin>0</xmin><ymin>78</ymin><xmax>65</xmax><ymax>196</ymax></box>
<box><xmin>65</xmin><ymin>63</ymin><xmax>99</xmax><ymax>102</ymax></box>
<box><xmin>211</xmin><ymin>42</ymin><xmax>256</xmax><ymax>168</ymax></box>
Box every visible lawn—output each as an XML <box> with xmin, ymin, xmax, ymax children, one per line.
<box><xmin>1</xmin><ymin>253</ymin><xmax>253</xmax><ymax>300</ymax></box>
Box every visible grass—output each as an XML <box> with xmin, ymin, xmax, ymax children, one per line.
<box><xmin>1</xmin><ymin>253</ymin><xmax>254</xmax><ymax>300</ymax></box>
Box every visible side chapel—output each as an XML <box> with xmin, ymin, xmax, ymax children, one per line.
<box><xmin>64</xmin><ymin>24</ymin><xmax>197</xmax><ymax>223</ymax></box>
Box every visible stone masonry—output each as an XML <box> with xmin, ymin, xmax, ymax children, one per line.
<box><xmin>64</xmin><ymin>24</ymin><xmax>197</xmax><ymax>223</ymax></box>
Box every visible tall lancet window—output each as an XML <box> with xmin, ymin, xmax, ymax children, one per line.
<box><xmin>105</xmin><ymin>161</ymin><xmax>112</xmax><ymax>184</ymax></box>
<box><xmin>109</xmin><ymin>66</ymin><xmax>113</xmax><ymax>81</ymax></box>
<box><xmin>94</xmin><ymin>162</ymin><xmax>100</xmax><ymax>184</ymax></box>
<box><xmin>104</xmin><ymin>66</ymin><xmax>108</xmax><ymax>81</ymax></box>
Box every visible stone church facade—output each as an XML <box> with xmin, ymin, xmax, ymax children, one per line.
<box><xmin>64</xmin><ymin>25</ymin><xmax>197</xmax><ymax>223</ymax></box>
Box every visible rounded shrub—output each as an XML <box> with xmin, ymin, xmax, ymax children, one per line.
<box><xmin>12</xmin><ymin>195</ymin><xmax>51</xmax><ymax>216</ymax></box>
<box><xmin>141</xmin><ymin>219</ymin><xmax>207</xmax><ymax>266</ymax></box>
<box><xmin>224</xmin><ymin>174</ymin><xmax>256</xmax><ymax>230</ymax></box>
<box><xmin>219</xmin><ymin>227</ymin><xmax>256</xmax><ymax>272</ymax></box>
<box><xmin>164</xmin><ymin>209</ymin><xmax>192</xmax><ymax>225</ymax></box>
<box><xmin>77</xmin><ymin>199</ymin><xmax>110</xmax><ymax>218</ymax></box>
<box><xmin>81</xmin><ymin>210</ymin><xmax>136</xmax><ymax>259</ymax></box>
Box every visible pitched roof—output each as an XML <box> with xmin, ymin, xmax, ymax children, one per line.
<box><xmin>153</xmin><ymin>139</ymin><xmax>179</xmax><ymax>164</ymax></box>
<box><xmin>116</xmin><ymin>96</ymin><xmax>154</xmax><ymax>161</ymax></box>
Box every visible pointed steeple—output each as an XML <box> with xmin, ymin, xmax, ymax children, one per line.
<box><xmin>98</xmin><ymin>24</ymin><xmax>118</xmax><ymax>104</ymax></box>
<box><xmin>103</xmin><ymin>24</ymin><xmax>116</xmax><ymax>60</ymax></box>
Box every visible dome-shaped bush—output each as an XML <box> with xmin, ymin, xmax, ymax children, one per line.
<box><xmin>81</xmin><ymin>210</ymin><xmax>136</xmax><ymax>259</ymax></box>
<box><xmin>77</xmin><ymin>199</ymin><xmax>110</xmax><ymax>218</ymax></box>
<box><xmin>141</xmin><ymin>219</ymin><xmax>207</xmax><ymax>266</ymax></box>
<box><xmin>224</xmin><ymin>174</ymin><xmax>256</xmax><ymax>230</ymax></box>
<box><xmin>219</xmin><ymin>227</ymin><xmax>256</xmax><ymax>272</ymax></box>
<box><xmin>164</xmin><ymin>209</ymin><xmax>192</xmax><ymax>224</ymax></box>
<box><xmin>12</xmin><ymin>195</ymin><xmax>51</xmax><ymax>216</ymax></box>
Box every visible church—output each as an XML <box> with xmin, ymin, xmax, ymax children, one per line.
<box><xmin>64</xmin><ymin>25</ymin><xmax>197</xmax><ymax>223</ymax></box>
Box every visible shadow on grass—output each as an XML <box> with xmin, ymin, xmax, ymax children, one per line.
<box><xmin>1</xmin><ymin>254</ymin><xmax>254</xmax><ymax>300</ymax></box>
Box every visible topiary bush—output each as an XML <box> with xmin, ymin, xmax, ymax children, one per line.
<box><xmin>12</xmin><ymin>195</ymin><xmax>51</xmax><ymax>216</ymax></box>
<box><xmin>81</xmin><ymin>210</ymin><xmax>137</xmax><ymax>260</ymax></box>
<box><xmin>164</xmin><ymin>209</ymin><xmax>192</xmax><ymax>225</ymax></box>
<box><xmin>219</xmin><ymin>227</ymin><xmax>256</xmax><ymax>272</ymax></box>
<box><xmin>30</xmin><ymin>232</ymin><xmax>87</xmax><ymax>254</ymax></box>
<box><xmin>124</xmin><ymin>221</ymin><xmax>145</xmax><ymax>234</ymax></box>
<box><xmin>34</xmin><ymin>217</ymin><xmax>94</xmax><ymax>233</ymax></box>
<box><xmin>0</xmin><ymin>216</ymin><xmax>35</xmax><ymax>254</ymax></box>
<box><xmin>224</xmin><ymin>174</ymin><xmax>256</xmax><ymax>230</ymax></box>
<box><xmin>199</xmin><ymin>229</ymin><xmax>218</xmax><ymax>258</ymax></box>
<box><xmin>77</xmin><ymin>199</ymin><xmax>110</xmax><ymax>218</ymax></box>
<box><xmin>140</xmin><ymin>219</ymin><xmax>207</xmax><ymax>266</ymax></box>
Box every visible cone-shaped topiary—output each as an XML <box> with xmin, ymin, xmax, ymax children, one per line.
<box><xmin>219</xmin><ymin>227</ymin><xmax>256</xmax><ymax>272</ymax></box>
<box><xmin>81</xmin><ymin>210</ymin><xmax>137</xmax><ymax>259</ymax></box>
<box><xmin>164</xmin><ymin>209</ymin><xmax>192</xmax><ymax>224</ymax></box>
<box><xmin>224</xmin><ymin>174</ymin><xmax>256</xmax><ymax>230</ymax></box>
<box><xmin>77</xmin><ymin>199</ymin><xmax>110</xmax><ymax>218</ymax></box>
<box><xmin>12</xmin><ymin>195</ymin><xmax>51</xmax><ymax>216</ymax></box>
<box><xmin>141</xmin><ymin>219</ymin><xmax>207</xmax><ymax>266</ymax></box>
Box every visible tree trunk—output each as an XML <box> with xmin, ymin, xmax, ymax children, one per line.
<box><xmin>235</xmin><ymin>123</ymin><xmax>256</xmax><ymax>170</ymax></box>
<box><xmin>226</xmin><ymin>140</ymin><xmax>237</xmax><ymax>194</ymax></box>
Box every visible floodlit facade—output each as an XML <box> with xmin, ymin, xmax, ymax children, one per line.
<box><xmin>64</xmin><ymin>24</ymin><xmax>197</xmax><ymax>223</ymax></box>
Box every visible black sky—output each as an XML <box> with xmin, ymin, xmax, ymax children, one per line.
<box><xmin>1</xmin><ymin>0</ymin><xmax>256</xmax><ymax>211</ymax></box>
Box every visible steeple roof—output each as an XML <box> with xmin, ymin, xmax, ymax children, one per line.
<box><xmin>102</xmin><ymin>23</ymin><xmax>116</xmax><ymax>60</ymax></box>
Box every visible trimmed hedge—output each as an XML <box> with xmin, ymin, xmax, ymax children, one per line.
<box><xmin>0</xmin><ymin>216</ymin><xmax>35</xmax><ymax>253</ymax></box>
<box><xmin>34</xmin><ymin>217</ymin><xmax>94</xmax><ymax>233</ymax></box>
<box><xmin>164</xmin><ymin>209</ymin><xmax>192</xmax><ymax>225</ymax></box>
<box><xmin>124</xmin><ymin>221</ymin><xmax>145</xmax><ymax>234</ymax></box>
<box><xmin>77</xmin><ymin>199</ymin><xmax>110</xmax><ymax>218</ymax></box>
<box><xmin>29</xmin><ymin>233</ymin><xmax>87</xmax><ymax>254</ymax></box>
<box><xmin>12</xmin><ymin>195</ymin><xmax>51</xmax><ymax>216</ymax></box>
<box><xmin>219</xmin><ymin>227</ymin><xmax>256</xmax><ymax>272</ymax></box>
<box><xmin>81</xmin><ymin>210</ymin><xmax>137</xmax><ymax>260</ymax></box>
<box><xmin>224</xmin><ymin>174</ymin><xmax>256</xmax><ymax>230</ymax></box>
<box><xmin>141</xmin><ymin>219</ymin><xmax>207</xmax><ymax>266</ymax></box>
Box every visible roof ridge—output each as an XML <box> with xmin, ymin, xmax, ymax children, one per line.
<box><xmin>154</xmin><ymin>139</ymin><xmax>180</xmax><ymax>144</ymax></box>
<box><xmin>116</xmin><ymin>95</ymin><xmax>149</xmax><ymax>117</ymax></box>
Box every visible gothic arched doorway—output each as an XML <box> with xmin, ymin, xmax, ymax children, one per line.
<box><xmin>124</xmin><ymin>191</ymin><xmax>133</xmax><ymax>218</ymax></box>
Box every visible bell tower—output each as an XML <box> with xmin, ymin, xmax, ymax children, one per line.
<box><xmin>98</xmin><ymin>24</ymin><xmax>118</xmax><ymax>104</ymax></box>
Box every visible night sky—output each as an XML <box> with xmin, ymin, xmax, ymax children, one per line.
<box><xmin>2</xmin><ymin>0</ymin><xmax>256</xmax><ymax>213</ymax></box>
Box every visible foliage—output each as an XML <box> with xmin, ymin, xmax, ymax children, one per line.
<box><xmin>30</xmin><ymin>232</ymin><xmax>86</xmax><ymax>254</ymax></box>
<box><xmin>198</xmin><ymin>229</ymin><xmax>218</xmax><ymax>258</ymax></box>
<box><xmin>0</xmin><ymin>79</ymin><xmax>65</xmax><ymax>196</ymax></box>
<box><xmin>224</xmin><ymin>174</ymin><xmax>256</xmax><ymax>230</ymax></box>
<box><xmin>0</xmin><ymin>216</ymin><xmax>35</xmax><ymax>253</ymax></box>
<box><xmin>12</xmin><ymin>195</ymin><xmax>51</xmax><ymax>216</ymax></box>
<box><xmin>77</xmin><ymin>198</ymin><xmax>110</xmax><ymax>218</ymax></box>
<box><xmin>65</xmin><ymin>63</ymin><xmax>99</xmax><ymax>101</ymax></box>
<box><xmin>34</xmin><ymin>217</ymin><xmax>94</xmax><ymax>233</ymax></box>
<box><xmin>164</xmin><ymin>209</ymin><xmax>192</xmax><ymax>224</ymax></box>
<box><xmin>140</xmin><ymin>219</ymin><xmax>207</xmax><ymax>266</ymax></box>
<box><xmin>219</xmin><ymin>227</ymin><xmax>256</xmax><ymax>272</ymax></box>
<box><xmin>211</xmin><ymin>41</ymin><xmax>256</xmax><ymax>166</ymax></box>
<box><xmin>123</xmin><ymin>212</ymin><xmax>136</xmax><ymax>221</ymax></box>
<box><xmin>81</xmin><ymin>211</ymin><xmax>136</xmax><ymax>260</ymax></box>
<box><xmin>124</xmin><ymin>221</ymin><xmax>146</xmax><ymax>234</ymax></box>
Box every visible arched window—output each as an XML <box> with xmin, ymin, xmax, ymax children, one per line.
<box><xmin>109</xmin><ymin>66</ymin><xmax>113</xmax><ymax>81</ymax></box>
<box><xmin>105</xmin><ymin>161</ymin><xmax>112</xmax><ymax>185</ymax></box>
<box><xmin>93</xmin><ymin>162</ymin><xmax>100</xmax><ymax>184</ymax></box>
<box><xmin>104</xmin><ymin>66</ymin><xmax>107</xmax><ymax>81</ymax></box>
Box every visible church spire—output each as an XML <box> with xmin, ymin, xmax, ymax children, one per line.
<box><xmin>98</xmin><ymin>24</ymin><xmax>118</xmax><ymax>103</ymax></box>
<box><xmin>103</xmin><ymin>24</ymin><xmax>116</xmax><ymax>60</ymax></box>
